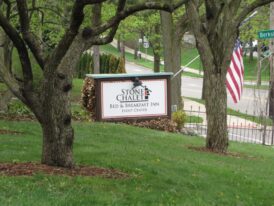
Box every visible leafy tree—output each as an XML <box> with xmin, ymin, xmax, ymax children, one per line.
<box><xmin>240</xmin><ymin>5</ymin><xmax>269</xmax><ymax>61</ymax></box>
<box><xmin>186</xmin><ymin>0</ymin><xmax>274</xmax><ymax>152</ymax></box>
<box><xmin>0</xmin><ymin>0</ymin><xmax>186</xmax><ymax>167</ymax></box>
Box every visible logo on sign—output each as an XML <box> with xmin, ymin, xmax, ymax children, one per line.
<box><xmin>116</xmin><ymin>86</ymin><xmax>151</xmax><ymax>103</ymax></box>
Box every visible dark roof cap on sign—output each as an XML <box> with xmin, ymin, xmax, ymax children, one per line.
<box><xmin>86</xmin><ymin>72</ymin><xmax>173</xmax><ymax>79</ymax></box>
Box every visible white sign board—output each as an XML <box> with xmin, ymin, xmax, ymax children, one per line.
<box><xmin>143</xmin><ymin>42</ymin><xmax>149</xmax><ymax>48</ymax></box>
<box><xmin>101</xmin><ymin>79</ymin><xmax>167</xmax><ymax>119</ymax></box>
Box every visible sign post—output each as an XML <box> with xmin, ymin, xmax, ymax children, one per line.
<box><xmin>143</xmin><ymin>41</ymin><xmax>149</xmax><ymax>61</ymax></box>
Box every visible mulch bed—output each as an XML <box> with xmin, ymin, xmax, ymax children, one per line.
<box><xmin>0</xmin><ymin>113</ymin><xmax>89</xmax><ymax>122</ymax></box>
<box><xmin>0</xmin><ymin>129</ymin><xmax>23</xmax><ymax>135</ymax></box>
<box><xmin>0</xmin><ymin>114</ymin><xmax>35</xmax><ymax>121</ymax></box>
<box><xmin>188</xmin><ymin>146</ymin><xmax>255</xmax><ymax>159</ymax></box>
<box><xmin>0</xmin><ymin>162</ymin><xmax>129</xmax><ymax>178</ymax></box>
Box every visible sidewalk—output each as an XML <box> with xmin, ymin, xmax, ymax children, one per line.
<box><xmin>184</xmin><ymin>98</ymin><xmax>259</xmax><ymax>128</ymax></box>
<box><xmin>110</xmin><ymin>40</ymin><xmax>269</xmax><ymax>86</ymax></box>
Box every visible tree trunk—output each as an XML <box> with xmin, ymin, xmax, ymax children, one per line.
<box><xmin>249</xmin><ymin>38</ymin><xmax>253</xmax><ymax>62</ymax></box>
<box><xmin>117</xmin><ymin>35</ymin><xmax>121</xmax><ymax>52</ymax></box>
<box><xmin>0</xmin><ymin>90</ymin><xmax>13</xmax><ymax>111</ymax></box>
<box><xmin>160</xmin><ymin>11</ymin><xmax>182</xmax><ymax>110</ymax></box>
<box><xmin>0</xmin><ymin>28</ymin><xmax>13</xmax><ymax>109</ymax></box>
<box><xmin>256</xmin><ymin>42</ymin><xmax>262</xmax><ymax>86</ymax></box>
<box><xmin>153</xmin><ymin>51</ymin><xmax>160</xmax><ymax>72</ymax></box>
<box><xmin>134</xmin><ymin>41</ymin><xmax>138</xmax><ymax>59</ymax></box>
<box><xmin>92</xmin><ymin>4</ymin><xmax>101</xmax><ymax>74</ymax></box>
<box><xmin>120</xmin><ymin>40</ymin><xmax>125</xmax><ymax>59</ymax></box>
<box><xmin>40</xmin><ymin>37</ymin><xmax>85</xmax><ymax>167</ymax></box>
<box><xmin>153</xmin><ymin>24</ymin><xmax>161</xmax><ymax>73</ymax></box>
<box><xmin>201</xmin><ymin>77</ymin><xmax>206</xmax><ymax>100</ymax></box>
<box><xmin>40</xmin><ymin>70</ymin><xmax>74</xmax><ymax>167</ymax></box>
<box><xmin>204</xmin><ymin>69</ymin><xmax>228</xmax><ymax>152</ymax></box>
<box><xmin>93</xmin><ymin>45</ymin><xmax>100</xmax><ymax>74</ymax></box>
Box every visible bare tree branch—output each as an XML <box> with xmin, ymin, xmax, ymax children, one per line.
<box><xmin>186</xmin><ymin>0</ymin><xmax>214</xmax><ymax>66</ymax></box>
<box><xmin>83</xmin><ymin>0</ymin><xmax>187</xmax><ymax>39</ymax></box>
<box><xmin>236</xmin><ymin>0</ymin><xmax>274</xmax><ymax>26</ymax></box>
<box><xmin>2</xmin><ymin>0</ymin><xmax>11</xmax><ymax>18</ymax></box>
<box><xmin>16</xmin><ymin>0</ymin><xmax>45</xmax><ymax>69</ymax></box>
<box><xmin>89</xmin><ymin>0</ymin><xmax>126</xmax><ymax>46</ymax></box>
<box><xmin>10</xmin><ymin>6</ymin><xmax>65</xmax><ymax>21</ymax></box>
<box><xmin>48</xmin><ymin>0</ymin><xmax>108</xmax><ymax>70</ymax></box>
<box><xmin>0</xmin><ymin>10</ymin><xmax>33</xmax><ymax>87</ymax></box>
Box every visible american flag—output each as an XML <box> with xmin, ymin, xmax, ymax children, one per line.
<box><xmin>226</xmin><ymin>39</ymin><xmax>244</xmax><ymax>103</ymax></box>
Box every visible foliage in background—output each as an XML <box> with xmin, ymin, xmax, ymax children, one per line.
<box><xmin>76</xmin><ymin>53</ymin><xmax>126</xmax><ymax>78</ymax></box>
<box><xmin>240</xmin><ymin>5</ymin><xmax>269</xmax><ymax>45</ymax></box>
<box><xmin>7</xmin><ymin>100</ymin><xmax>32</xmax><ymax>116</ymax></box>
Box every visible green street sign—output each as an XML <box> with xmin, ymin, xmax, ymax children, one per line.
<box><xmin>258</xmin><ymin>30</ymin><xmax>274</xmax><ymax>39</ymax></box>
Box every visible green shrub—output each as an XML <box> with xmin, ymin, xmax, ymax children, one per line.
<box><xmin>7</xmin><ymin>100</ymin><xmax>32</xmax><ymax>115</ymax></box>
<box><xmin>76</xmin><ymin>53</ymin><xmax>93</xmax><ymax>78</ymax></box>
<box><xmin>109</xmin><ymin>54</ymin><xmax>117</xmax><ymax>73</ymax></box>
<box><xmin>117</xmin><ymin>57</ymin><xmax>126</xmax><ymax>73</ymax></box>
<box><xmin>172</xmin><ymin>110</ymin><xmax>186</xmax><ymax>130</ymax></box>
<box><xmin>77</xmin><ymin>53</ymin><xmax>126</xmax><ymax>77</ymax></box>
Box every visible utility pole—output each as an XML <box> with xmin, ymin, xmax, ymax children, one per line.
<box><xmin>269</xmin><ymin>3</ymin><xmax>274</xmax><ymax>117</ymax></box>
<box><xmin>269</xmin><ymin>2</ymin><xmax>274</xmax><ymax>144</ymax></box>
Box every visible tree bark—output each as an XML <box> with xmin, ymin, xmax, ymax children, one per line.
<box><xmin>120</xmin><ymin>40</ymin><xmax>125</xmax><ymax>59</ymax></box>
<box><xmin>185</xmin><ymin>0</ymin><xmax>241</xmax><ymax>152</ymax></box>
<box><xmin>256</xmin><ymin>42</ymin><xmax>262</xmax><ymax>86</ymax></box>
<box><xmin>160</xmin><ymin>11</ymin><xmax>182</xmax><ymax>110</ymax></box>
<box><xmin>153</xmin><ymin>24</ymin><xmax>161</xmax><ymax>73</ymax></box>
<box><xmin>201</xmin><ymin>78</ymin><xmax>206</xmax><ymax>100</ymax></box>
<box><xmin>40</xmin><ymin>69</ymin><xmax>73</xmax><ymax>166</ymax></box>
<box><xmin>40</xmin><ymin>37</ymin><xmax>85</xmax><ymax>167</ymax></box>
<box><xmin>204</xmin><ymin>69</ymin><xmax>228</xmax><ymax>151</ymax></box>
<box><xmin>134</xmin><ymin>47</ymin><xmax>138</xmax><ymax>59</ymax></box>
<box><xmin>92</xmin><ymin>4</ymin><xmax>102</xmax><ymax>74</ymax></box>
<box><xmin>93</xmin><ymin>45</ymin><xmax>100</xmax><ymax>74</ymax></box>
<box><xmin>153</xmin><ymin>51</ymin><xmax>161</xmax><ymax>72</ymax></box>
<box><xmin>0</xmin><ymin>28</ymin><xmax>13</xmax><ymax>110</ymax></box>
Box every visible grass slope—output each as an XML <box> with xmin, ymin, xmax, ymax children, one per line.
<box><xmin>0</xmin><ymin>120</ymin><xmax>274</xmax><ymax>205</ymax></box>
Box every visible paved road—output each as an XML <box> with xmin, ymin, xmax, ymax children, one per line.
<box><xmin>126</xmin><ymin>62</ymin><xmax>269</xmax><ymax>116</ymax></box>
<box><xmin>181</xmin><ymin>77</ymin><xmax>269</xmax><ymax>116</ymax></box>
<box><xmin>125</xmin><ymin>62</ymin><xmax>152</xmax><ymax>74</ymax></box>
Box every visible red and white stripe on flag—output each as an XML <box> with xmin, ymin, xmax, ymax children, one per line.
<box><xmin>226</xmin><ymin>39</ymin><xmax>244</xmax><ymax>103</ymax></box>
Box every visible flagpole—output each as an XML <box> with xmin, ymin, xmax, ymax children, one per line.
<box><xmin>172</xmin><ymin>55</ymin><xmax>200</xmax><ymax>79</ymax></box>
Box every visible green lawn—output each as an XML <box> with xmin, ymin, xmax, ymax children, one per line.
<box><xmin>0</xmin><ymin>120</ymin><xmax>274</xmax><ymax>205</ymax></box>
<box><xmin>72</xmin><ymin>79</ymin><xmax>85</xmax><ymax>102</ymax></box>
<box><xmin>181</xmin><ymin>48</ymin><xmax>270</xmax><ymax>81</ymax></box>
<box><xmin>186</xmin><ymin>115</ymin><xmax>203</xmax><ymax>124</ymax></box>
<box><xmin>243</xmin><ymin>57</ymin><xmax>270</xmax><ymax>81</ymax></box>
